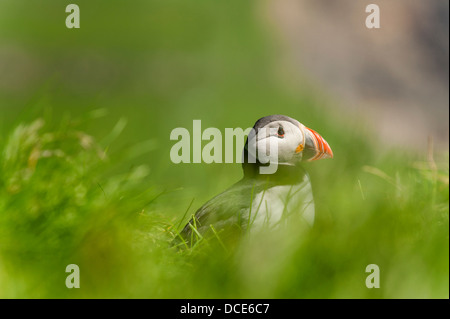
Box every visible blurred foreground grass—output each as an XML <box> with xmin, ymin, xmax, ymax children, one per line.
<box><xmin>0</xmin><ymin>112</ymin><xmax>447</xmax><ymax>298</ymax></box>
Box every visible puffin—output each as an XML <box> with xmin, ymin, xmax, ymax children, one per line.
<box><xmin>174</xmin><ymin>115</ymin><xmax>333</xmax><ymax>249</ymax></box>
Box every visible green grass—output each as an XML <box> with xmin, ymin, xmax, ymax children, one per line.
<box><xmin>0</xmin><ymin>112</ymin><xmax>447</xmax><ymax>298</ymax></box>
<box><xmin>0</xmin><ymin>0</ymin><xmax>448</xmax><ymax>298</ymax></box>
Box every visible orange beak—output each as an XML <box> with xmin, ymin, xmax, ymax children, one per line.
<box><xmin>304</xmin><ymin>126</ymin><xmax>333</xmax><ymax>161</ymax></box>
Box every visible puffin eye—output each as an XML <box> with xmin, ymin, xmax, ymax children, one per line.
<box><xmin>277</xmin><ymin>126</ymin><xmax>285</xmax><ymax>137</ymax></box>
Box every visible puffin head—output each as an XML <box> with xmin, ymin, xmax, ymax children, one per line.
<box><xmin>243</xmin><ymin>115</ymin><xmax>333</xmax><ymax>175</ymax></box>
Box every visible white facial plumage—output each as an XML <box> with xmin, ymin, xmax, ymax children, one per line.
<box><xmin>247</xmin><ymin>119</ymin><xmax>305</xmax><ymax>166</ymax></box>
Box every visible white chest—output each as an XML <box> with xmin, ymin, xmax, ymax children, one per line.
<box><xmin>249</xmin><ymin>179</ymin><xmax>315</xmax><ymax>229</ymax></box>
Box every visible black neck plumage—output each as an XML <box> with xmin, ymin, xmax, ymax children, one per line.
<box><xmin>242</xmin><ymin>159</ymin><xmax>307</xmax><ymax>185</ymax></box>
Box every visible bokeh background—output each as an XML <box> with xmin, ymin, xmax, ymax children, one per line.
<box><xmin>0</xmin><ymin>0</ymin><xmax>448</xmax><ymax>298</ymax></box>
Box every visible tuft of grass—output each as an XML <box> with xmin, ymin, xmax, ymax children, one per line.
<box><xmin>0</xmin><ymin>117</ymin><xmax>170</xmax><ymax>298</ymax></box>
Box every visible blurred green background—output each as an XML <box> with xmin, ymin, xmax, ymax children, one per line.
<box><xmin>0</xmin><ymin>0</ymin><xmax>448</xmax><ymax>298</ymax></box>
